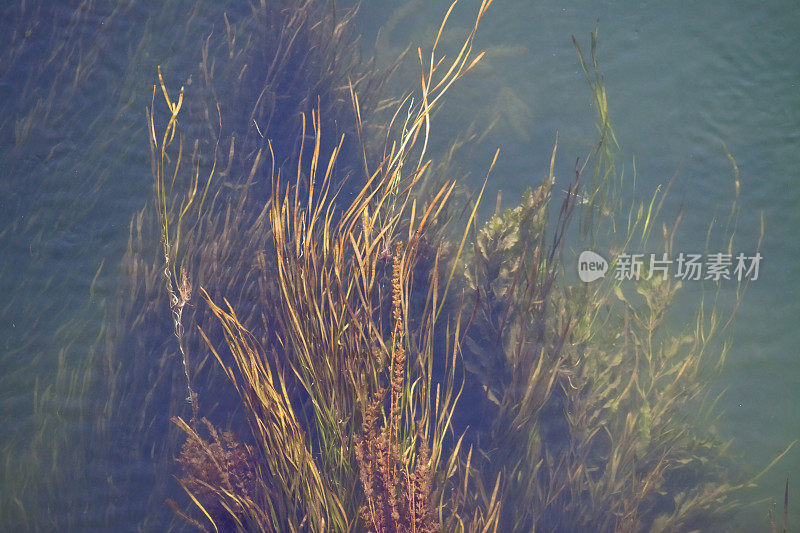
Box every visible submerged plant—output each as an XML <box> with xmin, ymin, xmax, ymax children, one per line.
<box><xmin>2</xmin><ymin>0</ymin><xmax>791</xmax><ymax>530</ymax></box>
<box><xmin>354</xmin><ymin>243</ymin><xmax>439</xmax><ymax>533</ymax></box>
<box><xmin>172</xmin><ymin>417</ymin><xmax>260</xmax><ymax>531</ymax></box>
<box><xmin>126</xmin><ymin>2</ymin><xmax>788</xmax><ymax>532</ymax></box>
<box><xmin>157</xmin><ymin>2</ymin><xmax>499</xmax><ymax>529</ymax></box>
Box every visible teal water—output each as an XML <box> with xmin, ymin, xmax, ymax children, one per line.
<box><xmin>1</xmin><ymin>1</ymin><xmax>797</xmax><ymax>530</ymax></box>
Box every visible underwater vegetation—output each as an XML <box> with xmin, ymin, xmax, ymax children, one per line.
<box><xmin>134</xmin><ymin>1</ymin><xmax>787</xmax><ymax>530</ymax></box>
<box><xmin>0</xmin><ymin>0</ymin><xmax>793</xmax><ymax>531</ymax></box>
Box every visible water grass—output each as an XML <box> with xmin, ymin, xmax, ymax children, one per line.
<box><xmin>95</xmin><ymin>0</ymin><xmax>401</xmax><ymax>528</ymax></box>
<box><xmin>137</xmin><ymin>4</ymin><xmax>791</xmax><ymax>531</ymax></box>
<box><xmin>2</xmin><ymin>0</ymin><xmax>791</xmax><ymax>530</ymax></box>
<box><xmin>160</xmin><ymin>3</ymin><xmax>500</xmax><ymax>529</ymax></box>
<box><xmin>0</xmin><ymin>1</ymin><xmax>244</xmax><ymax>527</ymax></box>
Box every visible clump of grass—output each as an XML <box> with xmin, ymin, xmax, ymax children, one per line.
<box><xmin>191</xmin><ymin>294</ymin><xmax>336</xmax><ymax>531</ymax></box>
<box><xmin>94</xmin><ymin>1</ymin><xmax>401</xmax><ymax>527</ymax></box>
<box><xmin>121</xmin><ymin>2</ymin><xmax>790</xmax><ymax>531</ymax></box>
<box><xmin>5</xmin><ymin>0</ymin><xmax>789</xmax><ymax>530</ymax></box>
<box><xmin>437</xmin><ymin>31</ymin><xmax>780</xmax><ymax>532</ymax></box>
<box><xmin>159</xmin><ymin>2</ymin><xmax>498</xmax><ymax>529</ymax></box>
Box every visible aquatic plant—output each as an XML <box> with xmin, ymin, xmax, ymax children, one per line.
<box><xmin>0</xmin><ymin>0</ymin><xmax>264</xmax><ymax>528</ymax></box>
<box><xmin>143</xmin><ymin>6</ymin><xmax>789</xmax><ymax>533</ymax></box>
<box><xmin>152</xmin><ymin>2</ymin><xmax>498</xmax><ymax>529</ymax></box>
<box><xmin>767</xmin><ymin>476</ymin><xmax>790</xmax><ymax>533</ymax></box>
<box><xmin>98</xmin><ymin>1</ymin><xmax>791</xmax><ymax>532</ymax></box>
<box><xmin>3</xmin><ymin>0</ymin><xmax>794</xmax><ymax>530</ymax></box>
<box><xmin>89</xmin><ymin>1</ymin><xmax>409</xmax><ymax>528</ymax></box>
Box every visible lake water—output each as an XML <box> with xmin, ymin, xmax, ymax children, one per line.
<box><xmin>1</xmin><ymin>1</ymin><xmax>797</xmax><ymax>530</ymax></box>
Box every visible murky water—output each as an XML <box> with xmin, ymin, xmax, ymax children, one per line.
<box><xmin>1</xmin><ymin>1</ymin><xmax>797</xmax><ymax>530</ymax></box>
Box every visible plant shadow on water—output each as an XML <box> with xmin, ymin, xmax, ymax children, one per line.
<box><xmin>0</xmin><ymin>0</ymin><xmax>794</xmax><ymax>531</ymax></box>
